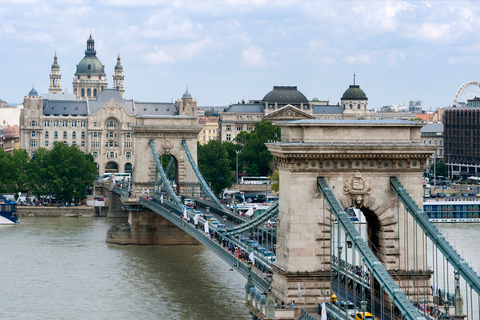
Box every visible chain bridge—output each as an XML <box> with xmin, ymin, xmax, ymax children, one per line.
<box><xmin>105</xmin><ymin>119</ymin><xmax>480</xmax><ymax>320</ymax></box>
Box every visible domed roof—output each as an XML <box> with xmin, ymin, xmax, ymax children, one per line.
<box><xmin>28</xmin><ymin>86</ymin><xmax>38</xmax><ymax>96</ymax></box>
<box><xmin>75</xmin><ymin>35</ymin><xmax>105</xmax><ymax>75</ymax></box>
<box><xmin>262</xmin><ymin>86</ymin><xmax>308</xmax><ymax>104</ymax></box>
<box><xmin>182</xmin><ymin>88</ymin><xmax>192</xmax><ymax>99</ymax></box>
<box><xmin>341</xmin><ymin>85</ymin><xmax>367</xmax><ymax>101</ymax></box>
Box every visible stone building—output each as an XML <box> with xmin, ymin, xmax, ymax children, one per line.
<box><xmin>219</xmin><ymin>82</ymin><xmax>368</xmax><ymax>142</ymax></box>
<box><xmin>421</xmin><ymin>123</ymin><xmax>444</xmax><ymax>169</ymax></box>
<box><xmin>19</xmin><ymin>35</ymin><xmax>197</xmax><ymax>176</ymax></box>
<box><xmin>198</xmin><ymin>116</ymin><xmax>219</xmax><ymax>145</ymax></box>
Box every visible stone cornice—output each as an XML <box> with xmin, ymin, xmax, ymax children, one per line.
<box><xmin>132</xmin><ymin>125</ymin><xmax>202</xmax><ymax>138</ymax></box>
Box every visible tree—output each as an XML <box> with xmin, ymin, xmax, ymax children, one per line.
<box><xmin>223</xmin><ymin>141</ymin><xmax>241</xmax><ymax>172</ymax></box>
<box><xmin>197</xmin><ymin>140</ymin><xmax>234</xmax><ymax>196</ymax></box>
<box><xmin>10</xmin><ymin>149</ymin><xmax>30</xmax><ymax>194</ymax></box>
<box><xmin>234</xmin><ymin>120</ymin><xmax>280</xmax><ymax>177</ymax></box>
<box><xmin>47</xmin><ymin>142</ymin><xmax>96</xmax><ymax>203</ymax></box>
<box><xmin>431</xmin><ymin>159</ymin><xmax>448</xmax><ymax>179</ymax></box>
<box><xmin>27</xmin><ymin>147</ymin><xmax>50</xmax><ymax>200</ymax></box>
<box><xmin>269</xmin><ymin>170</ymin><xmax>279</xmax><ymax>193</ymax></box>
<box><xmin>0</xmin><ymin>148</ymin><xmax>14</xmax><ymax>193</ymax></box>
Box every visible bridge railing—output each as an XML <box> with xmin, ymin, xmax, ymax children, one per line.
<box><xmin>139</xmin><ymin>197</ymin><xmax>271</xmax><ymax>292</ymax></box>
<box><xmin>317</xmin><ymin>177</ymin><xmax>424</xmax><ymax>320</ymax></box>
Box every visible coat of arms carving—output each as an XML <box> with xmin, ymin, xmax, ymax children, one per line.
<box><xmin>162</xmin><ymin>138</ymin><xmax>173</xmax><ymax>154</ymax></box>
<box><xmin>343</xmin><ymin>171</ymin><xmax>371</xmax><ymax>207</ymax></box>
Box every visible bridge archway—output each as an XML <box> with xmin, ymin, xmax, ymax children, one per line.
<box><xmin>131</xmin><ymin>116</ymin><xmax>202</xmax><ymax>195</ymax></box>
<box><xmin>105</xmin><ymin>161</ymin><xmax>118</xmax><ymax>173</ymax></box>
<box><xmin>267</xmin><ymin>120</ymin><xmax>437</xmax><ymax>306</ymax></box>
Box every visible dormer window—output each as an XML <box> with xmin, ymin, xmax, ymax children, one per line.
<box><xmin>87</xmin><ymin>64</ymin><xmax>91</xmax><ymax>70</ymax></box>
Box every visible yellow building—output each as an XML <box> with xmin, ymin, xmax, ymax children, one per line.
<box><xmin>198</xmin><ymin>117</ymin><xmax>219</xmax><ymax>145</ymax></box>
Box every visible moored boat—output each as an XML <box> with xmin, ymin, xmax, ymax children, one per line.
<box><xmin>0</xmin><ymin>199</ymin><xmax>19</xmax><ymax>224</ymax></box>
<box><xmin>424</xmin><ymin>199</ymin><xmax>480</xmax><ymax>223</ymax></box>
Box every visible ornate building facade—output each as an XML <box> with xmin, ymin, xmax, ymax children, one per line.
<box><xmin>19</xmin><ymin>35</ymin><xmax>197</xmax><ymax>176</ymax></box>
<box><xmin>219</xmin><ymin>83</ymin><xmax>368</xmax><ymax>142</ymax></box>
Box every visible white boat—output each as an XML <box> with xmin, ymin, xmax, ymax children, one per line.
<box><xmin>0</xmin><ymin>199</ymin><xmax>20</xmax><ymax>225</ymax></box>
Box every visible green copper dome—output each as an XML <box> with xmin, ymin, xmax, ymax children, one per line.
<box><xmin>262</xmin><ymin>86</ymin><xmax>308</xmax><ymax>104</ymax></box>
<box><xmin>341</xmin><ymin>85</ymin><xmax>367</xmax><ymax>101</ymax></box>
<box><xmin>75</xmin><ymin>35</ymin><xmax>105</xmax><ymax>75</ymax></box>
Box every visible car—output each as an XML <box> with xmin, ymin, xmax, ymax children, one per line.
<box><xmin>462</xmin><ymin>193</ymin><xmax>469</xmax><ymax>197</ymax></box>
<box><xmin>339</xmin><ymin>301</ymin><xmax>357</xmax><ymax>317</ymax></box>
<box><xmin>264</xmin><ymin>251</ymin><xmax>276</xmax><ymax>262</ymax></box>
<box><xmin>424</xmin><ymin>193</ymin><xmax>430</xmax><ymax>198</ymax></box>
<box><xmin>437</xmin><ymin>193</ymin><xmax>445</xmax><ymax>198</ymax></box>
<box><xmin>445</xmin><ymin>193</ymin><xmax>451</xmax><ymax>197</ymax></box>
<box><xmin>217</xmin><ymin>223</ymin><xmax>226</xmax><ymax>229</ymax></box>
<box><xmin>469</xmin><ymin>192</ymin><xmax>477</xmax><ymax>197</ymax></box>
<box><xmin>209</xmin><ymin>218</ymin><xmax>219</xmax><ymax>226</ymax></box>
<box><xmin>240</xmin><ymin>237</ymin><xmax>250</xmax><ymax>244</ymax></box>
<box><xmin>206</xmin><ymin>214</ymin><xmax>215</xmax><ymax>220</ymax></box>
<box><xmin>331</xmin><ymin>293</ymin><xmax>338</xmax><ymax>304</ymax></box>
<box><xmin>247</xmin><ymin>240</ymin><xmax>259</xmax><ymax>249</ymax></box>
<box><xmin>356</xmin><ymin>311</ymin><xmax>377</xmax><ymax>320</ymax></box>
<box><xmin>257</xmin><ymin>247</ymin><xmax>267</xmax><ymax>255</ymax></box>
<box><xmin>184</xmin><ymin>198</ymin><xmax>194</xmax><ymax>206</ymax></box>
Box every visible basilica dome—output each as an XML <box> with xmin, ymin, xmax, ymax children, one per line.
<box><xmin>75</xmin><ymin>35</ymin><xmax>105</xmax><ymax>75</ymax></box>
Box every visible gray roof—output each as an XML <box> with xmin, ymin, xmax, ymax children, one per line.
<box><xmin>224</xmin><ymin>103</ymin><xmax>264</xmax><ymax>113</ymax></box>
<box><xmin>135</xmin><ymin>102</ymin><xmax>177</xmax><ymax>116</ymax></box>
<box><xmin>43</xmin><ymin>100</ymin><xmax>87</xmax><ymax>116</ymax></box>
<box><xmin>276</xmin><ymin>119</ymin><xmax>420</xmax><ymax>125</ymax></box>
<box><xmin>89</xmin><ymin>89</ymin><xmax>134</xmax><ymax>115</ymax></box>
<box><xmin>421</xmin><ymin>123</ymin><xmax>443</xmax><ymax>133</ymax></box>
<box><xmin>312</xmin><ymin>105</ymin><xmax>344</xmax><ymax>114</ymax></box>
<box><xmin>29</xmin><ymin>87</ymin><xmax>38</xmax><ymax>96</ymax></box>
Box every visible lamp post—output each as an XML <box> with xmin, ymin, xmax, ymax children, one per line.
<box><xmin>236</xmin><ymin>150</ymin><xmax>241</xmax><ymax>185</ymax></box>
<box><xmin>361</xmin><ymin>300</ymin><xmax>367</xmax><ymax>320</ymax></box>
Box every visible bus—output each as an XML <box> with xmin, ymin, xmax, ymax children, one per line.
<box><xmin>101</xmin><ymin>173</ymin><xmax>131</xmax><ymax>182</ymax></box>
<box><xmin>240</xmin><ymin>176</ymin><xmax>270</xmax><ymax>184</ymax></box>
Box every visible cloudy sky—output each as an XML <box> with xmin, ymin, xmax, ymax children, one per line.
<box><xmin>1</xmin><ymin>0</ymin><xmax>479</xmax><ymax>109</ymax></box>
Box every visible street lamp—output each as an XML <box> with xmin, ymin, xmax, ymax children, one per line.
<box><xmin>236</xmin><ymin>150</ymin><xmax>241</xmax><ymax>185</ymax></box>
<box><xmin>361</xmin><ymin>300</ymin><xmax>367</xmax><ymax>320</ymax></box>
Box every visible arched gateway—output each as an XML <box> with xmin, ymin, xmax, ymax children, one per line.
<box><xmin>266</xmin><ymin>119</ymin><xmax>437</xmax><ymax>306</ymax></box>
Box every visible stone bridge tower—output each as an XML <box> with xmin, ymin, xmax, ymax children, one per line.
<box><xmin>266</xmin><ymin>119</ymin><xmax>436</xmax><ymax>306</ymax></box>
<box><xmin>132</xmin><ymin>90</ymin><xmax>202</xmax><ymax>195</ymax></box>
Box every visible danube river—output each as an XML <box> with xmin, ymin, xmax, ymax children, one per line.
<box><xmin>2</xmin><ymin>217</ymin><xmax>479</xmax><ymax>320</ymax></box>
<box><xmin>0</xmin><ymin>217</ymin><xmax>251</xmax><ymax>320</ymax></box>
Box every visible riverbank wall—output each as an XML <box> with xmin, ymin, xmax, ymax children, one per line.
<box><xmin>17</xmin><ymin>205</ymin><xmax>96</xmax><ymax>218</ymax></box>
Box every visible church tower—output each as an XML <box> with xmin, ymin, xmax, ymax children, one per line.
<box><xmin>177</xmin><ymin>88</ymin><xmax>197</xmax><ymax>117</ymax></box>
<box><xmin>49</xmin><ymin>52</ymin><xmax>62</xmax><ymax>94</ymax></box>
<box><xmin>112</xmin><ymin>53</ymin><xmax>125</xmax><ymax>98</ymax></box>
<box><xmin>72</xmin><ymin>34</ymin><xmax>108</xmax><ymax>100</ymax></box>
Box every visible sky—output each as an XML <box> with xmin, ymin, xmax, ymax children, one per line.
<box><xmin>1</xmin><ymin>0</ymin><xmax>480</xmax><ymax>110</ymax></box>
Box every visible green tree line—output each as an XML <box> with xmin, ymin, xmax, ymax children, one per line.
<box><xmin>0</xmin><ymin>142</ymin><xmax>96</xmax><ymax>203</ymax></box>
<box><xmin>197</xmin><ymin>120</ymin><xmax>280</xmax><ymax>195</ymax></box>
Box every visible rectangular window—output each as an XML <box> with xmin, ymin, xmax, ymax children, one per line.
<box><xmin>63</xmin><ymin>141</ymin><xmax>67</xmax><ymax>145</ymax></box>
<box><xmin>81</xmin><ymin>141</ymin><xmax>85</xmax><ymax>148</ymax></box>
<box><xmin>54</xmin><ymin>132</ymin><xmax>58</xmax><ymax>139</ymax></box>
<box><xmin>126</xmin><ymin>132</ymin><xmax>131</xmax><ymax>138</ymax></box>
<box><xmin>236</xmin><ymin>126</ymin><xmax>242</xmax><ymax>131</ymax></box>
<box><xmin>126</xmin><ymin>152</ymin><xmax>131</xmax><ymax>159</ymax></box>
<box><xmin>30</xmin><ymin>120</ymin><xmax>37</xmax><ymax>126</ymax></box>
<box><xmin>72</xmin><ymin>141</ymin><xmax>76</xmax><ymax>146</ymax></box>
<box><xmin>93</xmin><ymin>122</ymin><xmax>97</xmax><ymax>127</ymax></box>
<box><xmin>72</xmin><ymin>121</ymin><xmax>77</xmax><ymax>127</ymax></box>
<box><xmin>80</xmin><ymin>121</ymin><xmax>86</xmax><ymax>127</ymax></box>
<box><xmin>247</xmin><ymin>125</ymin><xmax>253</xmax><ymax>131</ymax></box>
<box><xmin>124</xmin><ymin>141</ymin><xmax>132</xmax><ymax>148</ymax></box>
<box><xmin>127</xmin><ymin>122</ymin><xmax>130</xmax><ymax>128</ymax></box>
<box><xmin>72</xmin><ymin>132</ymin><xmax>76</xmax><ymax>139</ymax></box>
<box><xmin>63</xmin><ymin>132</ymin><xmax>67</xmax><ymax>139</ymax></box>
<box><xmin>93</xmin><ymin>132</ymin><xmax>98</xmax><ymax>138</ymax></box>
<box><xmin>45</xmin><ymin>131</ymin><xmax>49</xmax><ymax>138</ymax></box>
<box><xmin>226</xmin><ymin>134</ymin><xmax>231</xmax><ymax>141</ymax></box>
<box><xmin>54</xmin><ymin>120</ymin><xmax>59</xmax><ymax>127</ymax></box>
<box><xmin>31</xmin><ymin>131</ymin><xmax>36</xmax><ymax>137</ymax></box>
<box><xmin>45</xmin><ymin>141</ymin><xmax>49</xmax><ymax>147</ymax></box>
<box><xmin>29</xmin><ymin>140</ymin><xmax>37</xmax><ymax>147</ymax></box>
<box><xmin>226</xmin><ymin>125</ymin><xmax>231</xmax><ymax>131</ymax></box>
<box><xmin>81</xmin><ymin>132</ymin><xmax>85</xmax><ymax>139</ymax></box>
<box><xmin>93</xmin><ymin>152</ymin><xmax>98</xmax><ymax>158</ymax></box>
<box><xmin>63</xmin><ymin>121</ymin><xmax>68</xmax><ymax>127</ymax></box>
<box><xmin>44</xmin><ymin>120</ymin><xmax>50</xmax><ymax>127</ymax></box>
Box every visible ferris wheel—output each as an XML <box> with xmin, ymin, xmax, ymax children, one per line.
<box><xmin>453</xmin><ymin>81</ymin><xmax>480</xmax><ymax>106</ymax></box>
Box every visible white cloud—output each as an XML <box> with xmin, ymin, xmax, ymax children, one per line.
<box><xmin>240</xmin><ymin>45</ymin><xmax>267</xmax><ymax>68</ymax></box>
<box><xmin>344</xmin><ymin>55</ymin><xmax>371</xmax><ymax>65</ymax></box>
<box><xmin>388</xmin><ymin>50</ymin><xmax>406</xmax><ymax>66</ymax></box>
<box><xmin>144</xmin><ymin>47</ymin><xmax>175</xmax><ymax>65</ymax></box>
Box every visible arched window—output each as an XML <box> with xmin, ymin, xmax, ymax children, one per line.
<box><xmin>357</xmin><ymin>104</ymin><xmax>361</xmax><ymax>109</ymax></box>
<box><xmin>81</xmin><ymin>88</ymin><xmax>85</xmax><ymax>97</ymax></box>
<box><xmin>349</xmin><ymin>104</ymin><xmax>353</xmax><ymax>109</ymax></box>
<box><xmin>93</xmin><ymin>89</ymin><xmax>97</xmax><ymax>97</ymax></box>
<box><xmin>53</xmin><ymin>79</ymin><xmax>57</xmax><ymax>86</ymax></box>
<box><xmin>87</xmin><ymin>88</ymin><xmax>91</xmax><ymax>97</ymax></box>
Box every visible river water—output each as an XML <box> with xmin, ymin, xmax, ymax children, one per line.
<box><xmin>2</xmin><ymin>217</ymin><xmax>479</xmax><ymax>319</ymax></box>
<box><xmin>0</xmin><ymin>217</ymin><xmax>250</xmax><ymax>320</ymax></box>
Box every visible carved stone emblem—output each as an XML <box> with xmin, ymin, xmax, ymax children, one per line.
<box><xmin>162</xmin><ymin>138</ymin><xmax>174</xmax><ymax>154</ymax></box>
<box><xmin>343</xmin><ymin>171</ymin><xmax>371</xmax><ymax>207</ymax></box>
